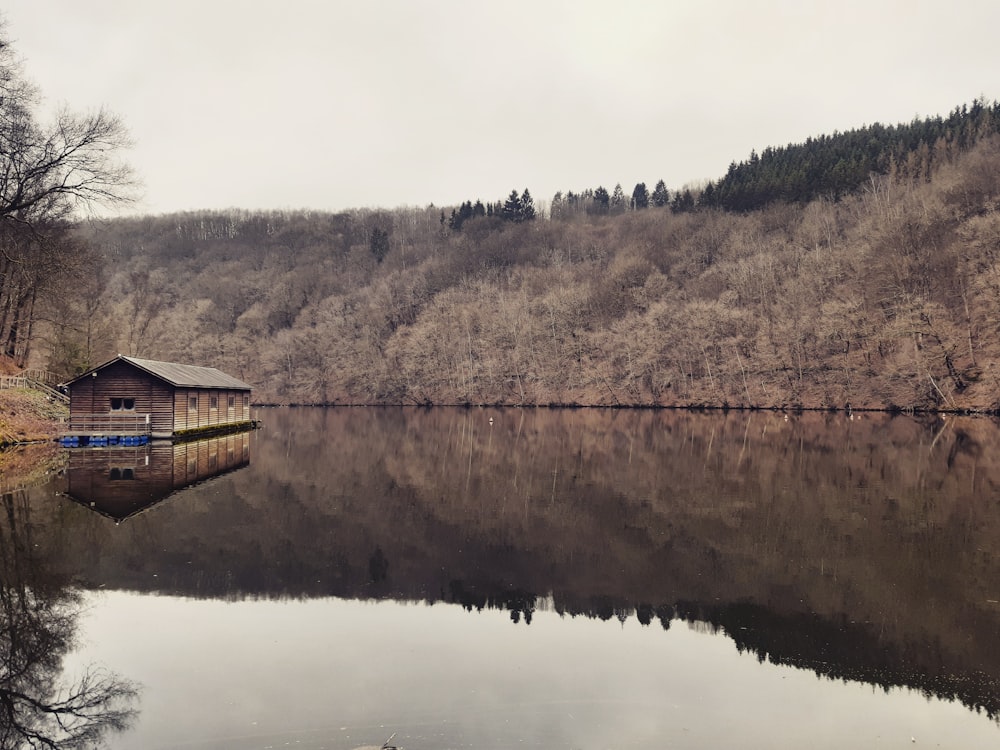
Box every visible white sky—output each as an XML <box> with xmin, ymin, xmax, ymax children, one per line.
<box><xmin>4</xmin><ymin>0</ymin><xmax>999</xmax><ymax>217</ymax></box>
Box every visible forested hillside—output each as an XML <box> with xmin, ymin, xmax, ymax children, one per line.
<box><xmin>10</xmin><ymin>102</ymin><xmax>1000</xmax><ymax>411</ymax></box>
<box><xmin>704</xmin><ymin>99</ymin><xmax>1000</xmax><ymax>210</ymax></box>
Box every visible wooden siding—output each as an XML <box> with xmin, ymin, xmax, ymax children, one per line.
<box><xmin>68</xmin><ymin>359</ymin><xmax>251</xmax><ymax>438</ymax></box>
<box><xmin>68</xmin><ymin>361</ymin><xmax>174</xmax><ymax>436</ymax></box>
<box><xmin>173</xmin><ymin>388</ymin><xmax>251</xmax><ymax>434</ymax></box>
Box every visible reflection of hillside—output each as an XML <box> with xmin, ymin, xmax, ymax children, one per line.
<box><xmin>674</xmin><ymin>600</ymin><xmax>1000</xmax><ymax>721</ymax></box>
<box><xmin>0</xmin><ymin>442</ymin><xmax>64</xmax><ymax>494</ymax></box>
<box><xmin>30</xmin><ymin>408</ymin><xmax>1000</xmax><ymax>720</ymax></box>
<box><xmin>65</xmin><ymin>432</ymin><xmax>252</xmax><ymax>522</ymax></box>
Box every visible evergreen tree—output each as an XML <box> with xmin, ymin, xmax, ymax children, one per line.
<box><xmin>446</xmin><ymin>199</ymin><xmax>490</xmax><ymax>231</ymax></box>
<box><xmin>698</xmin><ymin>181</ymin><xmax>717</xmax><ymax>208</ymax></box>
<box><xmin>671</xmin><ymin>188</ymin><xmax>695</xmax><ymax>212</ymax></box>
<box><xmin>498</xmin><ymin>188</ymin><xmax>536</xmax><ymax>223</ymax></box>
<box><xmin>651</xmin><ymin>179</ymin><xmax>669</xmax><ymax>207</ymax></box>
<box><xmin>502</xmin><ymin>189</ymin><xmax>523</xmax><ymax>222</ymax></box>
<box><xmin>520</xmin><ymin>188</ymin><xmax>536</xmax><ymax>221</ymax></box>
<box><xmin>448</xmin><ymin>200</ymin><xmax>475</xmax><ymax>230</ymax></box>
<box><xmin>593</xmin><ymin>186</ymin><xmax>610</xmax><ymax>214</ymax></box>
<box><xmin>631</xmin><ymin>182</ymin><xmax>649</xmax><ymax>210</ymax></box>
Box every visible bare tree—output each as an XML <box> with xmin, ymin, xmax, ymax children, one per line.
<box><xmin>0</xmin><ymin>24</ymin><xmax>135</xmax><ymax>368</ymax></box>
<box><xmin>0</xmin><ymin>32</ymin><xmax>135</xmax><ymax>223</ymax></box>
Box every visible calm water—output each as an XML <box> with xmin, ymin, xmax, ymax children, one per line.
<box><xmin>3</xmin><ymin>407</ymin><xmax>1000</xmax><ymax>749</ymax></box>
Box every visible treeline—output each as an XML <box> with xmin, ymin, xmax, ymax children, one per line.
<box><xmin>703</xmin><ymin>98</ymin><xmax>1000</xmax><ymax>210</ymax></box>
<box><xmin>544</xmin><ymin>98</ymin><xmax>1000</xmax><ymax>218</ymax></box>
<box><xmin>446</xmin><ymin>188</ymin><xmax>537</xmax><ymax>231</ymax></box>
<box><xmin>550</xmin><ymin>179</ymin><xmax>695</xmax><ymax>218</ymax></box>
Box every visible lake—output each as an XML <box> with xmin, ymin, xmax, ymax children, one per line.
<box><xmin>3</xmin><ymin>406</ymin><xmax>1000</xmax><ymax>749</ymax></box>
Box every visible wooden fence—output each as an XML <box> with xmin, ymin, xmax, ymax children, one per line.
<box><xmin>63</xmin><ymin>413</ymin><xmax>152</xmax><ymax>437</ymax></box>
<box><xmin>22</xmin><ymin>369</ymin><xmax>59</xmax><ymax>384</ymax></box>
<box><xmin>0</xmin><ymin>370</ymin><xmax>68</xmax><ymax>403</ymax></box>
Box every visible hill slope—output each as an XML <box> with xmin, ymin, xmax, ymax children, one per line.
<box><xmin>32</xmin><ymin>112</ymin><xmax>1000</xmax><ymax>411</ymax></box>
<box><xmin>0</xmin><ymin>387</ymin><xmax>67</xmax><ymax>446</ymax></box>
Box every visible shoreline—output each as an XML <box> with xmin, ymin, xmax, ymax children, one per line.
<box><xmin>250</xmin><ymin>400</ymin><xmax>1000</xmax><ymax>418</ymax></box>
<box><xmin>5</xmin><ymin>388</ymin><xmax>1000</xmax><ymax>452</ymax></box>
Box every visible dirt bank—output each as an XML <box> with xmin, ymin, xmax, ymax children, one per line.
<box><xmin>0</xmin><ymin>388</ymin><xmax>67</xmax><ymax>445</ymax></box>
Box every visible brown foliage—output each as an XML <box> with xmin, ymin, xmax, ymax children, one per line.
<box><xmin>25</xmin><ymin>137</ymin><xmax>1000</xmax><ymax>410</ymax></box>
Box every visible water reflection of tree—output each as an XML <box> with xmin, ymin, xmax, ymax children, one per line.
<box><xmin>448</xmin><ymin>581</ymin><xmax>536</xmax><ymax>625</ymax></box>
<box><xmin>0</xmin><ymin>490</ymin><xmax>139</xmax><ymax>749</ymax></box>
<box><xmin>446</xmin><ymin>576</ymin><xmax>1000</xmax><ymax>721</ymax></box>
<box><xmin>672</xmin><ymin>600</ymin><xmax>1000</xmax><ymax>722</ymax></box>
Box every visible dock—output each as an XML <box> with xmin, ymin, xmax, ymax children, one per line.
<box><xmin>60</xmin><ymin>413</ymin><xmax>152</xmax><ymax>447</ymax></box>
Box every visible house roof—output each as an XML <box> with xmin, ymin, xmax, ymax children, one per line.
<box><xmin>65</xmin><ymin>355</ymin><xmax>252</xmax><ymax>390</ymax></box>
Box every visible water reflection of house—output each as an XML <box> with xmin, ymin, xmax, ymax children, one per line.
<box><xmin>65</xmin><ymin>432</ymin><xmax>252</xmax><ymax>523</ymax></box>
<box><xmin>61</xmin><ymin>355</ymin><xmax>253</xmax><ymax>443</ymax></box>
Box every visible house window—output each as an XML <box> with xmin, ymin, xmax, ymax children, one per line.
<box><xmin>210</xmin><ymin>395</ymin><xmax>218</xmax><ymax>410</ymax></box>
<box><xmin>110</xmin><ymin>398</ymin><xmax>135</xmax><ymax>411</ymax></box>
<box><xmin>228</xmin><ymin>394</ymin><xmax>235</xmax><ymax>409</ymax></box>
<box><xmin>189</xmin><ymin>396</ymin><xmax>198</xmax><ymax>411</ymax></box>
<box><xmin>243</xmin><ymin>394</ymin><xmax>250</xmax><ymax>407</ymax></box>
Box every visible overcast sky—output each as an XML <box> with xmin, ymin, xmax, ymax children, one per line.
<box><xmin>4</xmin><ymin>1</ymin><xmax>999</xmax><ymax>217</ymax></box>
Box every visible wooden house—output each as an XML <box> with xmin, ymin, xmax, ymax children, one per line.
<box><xmin>63</xmin><ymin>355</ymin><xmax>252</xmax><ymax>441</ymax></box>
